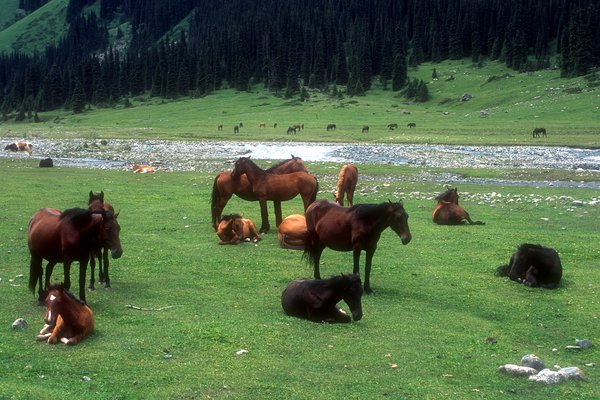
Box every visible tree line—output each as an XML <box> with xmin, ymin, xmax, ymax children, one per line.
<box><xmin>1</xmin><ymin>0</ymin><xmax>598</xmax><ymax>119</ymax></box>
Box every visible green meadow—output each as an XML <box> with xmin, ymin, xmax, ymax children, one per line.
<box><xmin>0</xmin><ymin>155</ymin><xmax>598</xmax><ymax>399</ymax></box>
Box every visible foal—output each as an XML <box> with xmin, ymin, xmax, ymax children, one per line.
<box><xmin>36</xmin><ymin>284</ymin><xmax>94</xmax><ymax>345</ymax></box>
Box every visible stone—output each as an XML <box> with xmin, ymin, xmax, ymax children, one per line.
<box><xmin>521</xmin><ymin>354</ymin><xmax>545</xmax><ymax>371</ymax></box>
<box><xmin>12</xmin><ymin>318</ymin><xmax>28</xmax><ymax>330</ymax></box>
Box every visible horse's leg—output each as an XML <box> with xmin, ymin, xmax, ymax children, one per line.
<box><xmin>330</xmin><ymin>307</ymin><xmax>352</xmax><ymax>323</ymax></box>
<box><xmin>63</xmin><ymin>261</ymin><xmax>72</xmax><ymax>291</ymax></box>
<box><xmin>103</xmin><ymin>246</ymin><xmax>111</xmax><ymax>289</ymax></box>
<box><xmin>313</xmin><ymin>247</ymin><xmax>324</xmax><ymax>279</ymax></box>
<box><xmin>78</xmin><ymin>260</ymin><xmax>89</xmax><ymax>304</ymax></box>
<box><xmin>44</xmin><ymin>261</ymin><xmax>57</xmax><ymax>302</ymax></box>
<box><xmin>352</xmin><ymin>249</ymin><xmax>361</xmax><ymax>275</ymax></box>
<box><xmin>88</xmin><ymin>252</ymin><xmax>96</xmax><ymax>291</ymax></box>
<box><xmin>258</xmin><ymin>200</ymin><xmax>270</xmax><ymax>233</ymax></box>
<box><xmin>31</xmin><ymin>256</ymin><xmax>45</xmax><ymax>305</ymax></box>
<box><xmin>273</xmin><ymin>201</ymin><xmax>283</xmax><ymax>227</ymax></box>
<box><xmin>363</xmin><ymin>250</ymin><xmax>375</xmax><ymax>295</ymax></box>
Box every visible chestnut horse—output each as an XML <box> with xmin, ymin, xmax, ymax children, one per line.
<box><xmin>88</xmin><ymin>191</ymin><xmax>121</xmax><ymax>290</ymax></box>
<box><xmin>335</xmin><ymin>164</ymin><xmax>358</xmax><ymax>206</ymax></box>
<box><xmin>277</xmin><ymin>214</ymin><xmax>307</xmax><ymax>250</ymax></box>
<box><xmin>211</xmin><ymin>155</ymin><xmax>308</xmax><ymax>230</ymax></box>
<box><xmin>229</xmin><ymin>157</ymin><xmax>318</xmax><ymax>233</ymax></box>
<box><xmin>36</xmin><ymin>283</ymin><xmax>94</xmax><ymax>345</ymax></box>
<box><xmin>304</xmin><ymin>200</ymin><xmax>411</xmax><ymax>294</ymax></box>
<box><xmin>28</xmin><ymin>207</ymin><xmax>123</xmax><ymax>304</ymax></box>
<box><xmin>281</xmin><ymin>274</ymin><xmax>363</xmax><ymax>323</ymax></box>
<box><xmin>216</xmin><ymin>214</ymin><xmax>261</xmax><ymax>244</ymax></box>
<box><xmin>432</xmin><ymin>187</ymin><xmax>484</xmax><ymax>225</ymax></box>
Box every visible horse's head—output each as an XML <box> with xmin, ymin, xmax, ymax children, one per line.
<box><xmin>289</xmin><ymin>155</ymin><xmax>308</xmax><ymax>173</ymax></box>
<box><xmin>88</xmin><ymin>190</ymin><xmax>105</xmax><ymax>209</ymax></box>
<box><xmin>341</xmin><ymin>274</ymin><xmax>363</xmax><ymax>321</ymax></box>
<box><xmin>388</xmin><ymin>201</ymin><xmax>411</xmax><ymax>245</ymax></box>
<box><xmin>102</xmin><ymin>210</ymin><xmax>123</xmax><ymax>259</ymax></box>
<box><xmin>230</xmin><ymin>157</ymin><xmax>252</xmax><ymax>178</ymax></box>
<box><xmin>43</xmin><ymin>283</ymin><xmax>66</xmax><ymax>326</ymax></box>
<box><xmin>435</xmin><ymin>187</ymin><xmax>459</xmax><ymax>204</ymax></box>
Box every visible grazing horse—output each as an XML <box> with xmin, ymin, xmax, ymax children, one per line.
<box><xmin>326</xmin><ymin>124</ymin><xmax>337</xmax><ymax>131</ymax></box>
<box><xmin>28</xmin><ymin>207</ymin><xmax>123</xmax><ymax>304</ymax></box>
<box><xmin>211</xmin><ymin>155</ymin><xmax>308</xmax><ymax>230</ymax></box>
<box><xmin>287</xmin><ymin>126</ymin><xmax>297</xmax><ymax>134</ymax></box>
<box><xmin>259</xmin><ymin>122</ymin><xmax>266</xmax><ymax>128</ymax></box>
<box><xmin>277</xmin><ymin>214</ymin><xmax>307</xmax><ymax>250</ymax></box>
<box><xmin>216</xmin><ymin>214</ymin><xmax>261</xmax><ymax>244</ymax></box>
<box><xmin>231</xmin><ymin>157</ymin><xmax>319</xmax><ymax>233</ymax></box>
<box><xmin>217</xmin><ymin>124</ymin><xmax>223</xmax><ymax>131</ymax></box>
<box><xmin>432</xmin><ymin>187</ymin><xmax>484</xmax><ymax>225</ymax></box>
<box><xmin>88</xmin><ymin>191</ymin><xmax>121</xmax><ymax>290</ymax></box>
<box><xmin>496</xmin><ymin>244</ymin><xmax>562</xmax><ymax>288</ymax></box>
<box><xmin>532</xmin><ymin>127</ymin><xmax>547</xmax><ymax>138</ymax></box>
<box><xmin>387</xmin><ymin>123</ymin><xmax>398</xmax><ymax>130</ymax></box>
<box><xmin>132</xmin><ymin>163</ymin><xmax>155</xmax><ymax>173</ymax></box>
<box><xmin>4</xmin><ymin>141</ymin><xmax>33</xmax><ymax>155</ymax></box>
<box><xmin>304</xmin><ymin>200</ymin><xmax>411</xmax><ymax>294</ymax></box>
<box><xmin>362</xmin><ymin>125</ymin><xmax>369</xmax><ymax>133</ymax></box>
<box><xmin>335</xmin><ymin>164</ymin><xmax>358</xmax><ymax>207</ymax></box>
<box><xmin>36</xmin><ymin>283</ymin><xmax>94</xmax><ymax>345</ymax></box>
<box><xmin>234</xmin><ymin>125</ymin><xmax>240</xmax><ymax>134</ymax></box>
<box><xmin>407</xmin><ymin>122</ymin><xmax>416</xmax><ymax>128</ymax></box>
<box><xmin>281</xmin><ymin>274</ymin><xmax>363</xmax><ymax>323</ymax></box>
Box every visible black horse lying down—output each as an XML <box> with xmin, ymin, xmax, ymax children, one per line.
<box><xmin>496</xmin><ymin>243</ymin><xmax>562</xmax><ymax>289</ymax></box>
<box><xmin>281</xmin><ymin>274</ymin><xmax>363</xmax><ymax>323</ymax></box>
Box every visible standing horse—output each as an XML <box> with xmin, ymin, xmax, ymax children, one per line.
<box><xmin>4</xmin><ymin>141</ymin><xmax>33</xmax><ymax>155</ymax></box>
<box><xmin>281</xmin><ymin>274</ymin><xmax>363</xmax><ymax>323</ymax></box>
<box><xmin>230</xmin><ymin>157</ymin><xmax>319</xmax><ymax>233</ymax></box>
<box><xmin>304</xmin><ymin>200</ymin><xmax>411</xmax><ymax>294</ymax></box>
<box><xmin>36</xmin><ymin>283</ymin><xmax>94</xmax><ymax>345</ymax></box>
<box><xmin>532</xmin><ymin>127</ymin><xmax>547</xmax><ymax>138</ymax></box>
<box><xmin>88</xmin><ymin>191</ymin><xmax>121</xmax><ymax>290</ymax></box>
<box><xmin>211</xmin><ymin>156</ymin><xmax>308</xmax><ymax>230</ymax></box>
<box><xmin>28</xmin><ymin>207</ymin><xmax>123</xmax><ymax>304</ymax></box>
<box><xmin>335</xmin><ymin>164</ymin><xmax>358</xmax><ymax>207</ymax></box>
<box><xmin>432</xmin><ymin>187</ymin><xmax>484</xmax><ymax>225</ymax></box>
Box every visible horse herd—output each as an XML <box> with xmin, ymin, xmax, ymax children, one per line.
<box><xmin>25</xmin><ymin>155</ymin><xmax>563</xmax><ymax>345</ymax></box>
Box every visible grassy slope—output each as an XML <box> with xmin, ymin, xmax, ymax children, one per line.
<box><xmin>2</xmin><ymin>59</ymin><xmax>598</xmax><ymax>147</ymax></box>
<box><xmin>0</xmin><ymin>0</ymin><xmax>19</xmax><ymax>29</ymax></box>
<box><xmin>0</xmin><ymin>0</ymin><xmax>68</xmax><ymax>54</ymax></box>
<box><xmin>0</xmin><ymin>158</ymin><xmax>598</xmax><ymax>399</ymax></box>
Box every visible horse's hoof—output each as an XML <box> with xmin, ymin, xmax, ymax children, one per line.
<box><xmin>364</xmin><ymin>288</ymin><xmax>374</xmax><ymax>295</ymax></box>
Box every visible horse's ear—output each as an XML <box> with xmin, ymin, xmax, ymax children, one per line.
<box><xmin>100</xmin><ymin>191</ymin><xmax>104</xmax><ymax>200</ymax></box>
<box><xmin>89</xmin><ymin>190</ymin><xmax>94</xmax><ymax>198</ymax></box>
<box><xmin>115</xmin><ymin>210</ymin><xmax>120</xmax><ymax>218</ymax></box>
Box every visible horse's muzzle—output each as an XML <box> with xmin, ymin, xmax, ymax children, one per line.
<box><xmin>401</xmin><ymin>235</ymin><xmax>412</xmax><ymax>245</ymax></box>
<box><xmin>352</xmin><ymin>309</ymin><xmax>363</xmax><ymax>321</ymax></box>
<box><xmin>111</xmin><ymin>248</ymin><xmax>123</xmax><ymax>259</ymax></box>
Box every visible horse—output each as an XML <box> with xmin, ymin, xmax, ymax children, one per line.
<box><xmin>277</xmin><ymin>214</ymin><xmax>307</xmax><ymax>250</ymax></box>
<box><xmin>287</xmin><ymin>126</ymin><xmax>297</xmax><ymax>134</ymax></box>
<box><xmin>36</xmin><ymin>283</ymin><xmax>94</xmax><ymax>345</ymax></box>
<box><xmin>281</xmin><ymin>274</ymin><xmax>363</xmax><ymax>323</ymax></box>
<box><xmin>432</xmin><ymin>187</ymin><xmax>484</xmax><ymax>225</ymax></box>
<box><xmin>387</xmin><ymin>123</ymin><xmax>398</xmax><ymax>130</ymax></box>
<box><xmin>532</xmin><ymin>127</ymin><xmax>547</xmax><ymax>138</ymax></box>
<box><xmin>362</xmin><ymin>125</ymin><xmax>369</xmax><ymax>133</ymax></box>
<box><xmin>88</xmin><ymin>191</ymin><xmax>121</xmax><ymax>290</ymax></box>
<box><xmin>211</xmin><ymin>155</ymin><xmax>309</xmax><ymax>231</ymax></box>
<box><xmin>234</xmin><ymin>125</ymin><xmax>239</xmax><ymax>134</ymax></box>
<box><xmin>132</xmin><ymin>163</ymin><xmax>155</xmax><ymax>173</ymax></box>
<box><xmin>216</xmin><ymin>213</ymin><xmax>261</xmax><ymax>244</ymax></box>
<box><xmin>326</xmin><ymin>124</ymin><xmax>336</xmax><ymax>131</ymax></box>
<box><xmin>4</xmin><ymin>141</ymin><xmax>33</xmax><ymax>155</ymax></box>
<box><xmin>217</xmin><ymin>124</ymin><xmax>223</xmax><ymax>131</ymax></box>
<box><xmin>259</xmin><ymin>122</ymin><xmax>266</xmax><ymax>128</ymax></box>
<box><xmin>28</xmin><ymin>207</ymin><xmax>123</xmax><ymax>304</ymax></box>
<box><xmin>303</xmin><ymin>200</ymin><xmax>411</xmax><ymax>294</ymax></box>
<box><xmin>230</xmin><ymin>157</ymin><xmax>319</xmax><ymax>233</ymax></box>
<box><xmin>39</xmin><ymin>158</ymin><xmax>53</xmax><ymax>168</ymax></box>
<box><xmin>495</xmin><ymin>244</ymin><xmax>562</xmax><ymax>288</ymax></box>
<box><xmin>335</xmin><ymin>164</ymin><xmax>358</xmax><ymax>207</ymax></box>
<box><xmin>407</xmin><ymin>122</ymin><xmax>416</xmax><ymax>128</ymax></box>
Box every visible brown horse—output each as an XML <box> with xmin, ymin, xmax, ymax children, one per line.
<box><xmin>304</xmin><ymin>200</ymin><xmax>411</xmax><ymax>294</ymax></box>
<box><xmin>4</xmin><ymin>141</ymin><xmax>33</xmax><ymax>155</ymax></box>
<box><xmin>230</xmin><ymin>157</ymin><xmax>319</xmax><ymax>233</ymax></box>
<box><xmin>532</xmin><ymin>127</ymin><xmax>547</xmax><ymax>138</ymax></box>
<box><xmin>132</xmin><ymin>163</ymin><xmax>155</xmax><ymax>173</ymax></box>
<box><xmin>277</xmin><ymin>214</ymin><xmax>307</xmax><ymax>250</ymax></box>
<box><xmin>211</xmin><ymin>155</ymin><xmax>308</xmax><ymax>231</ymax></box>
<box><xmin>88</xmin><ymin>191</ymin><xmax>121</xmax><ymax>290</ymax></box>
<box><xmin>432</xmin><ymin>187</ymin><xmax>484</xmax><ymax>225</ymax></box>
<box><xmin>216</xmin><ymin>214</ymin><xmax>261</xmax><ymax>244</ymax></box>
<box><xmin>36</xmin><ymin>283</ymin><xmax>94</xmax><ymax>345</ymax></box>
<box><xmin>28</xmin><ymin>207</ymin><xmax>123</xmax><ymax>304</ymax></box>
<box><xmin>335</xmin><ymin>164</ymin><xmax>358</xmax><ymax>207</ymax></box>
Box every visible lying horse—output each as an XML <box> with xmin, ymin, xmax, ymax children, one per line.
<box><xmin>88</xmin><ymin>191</ymin><xmax>121</xmax><ymax>290</ymax></box>
<box><xmin>132</xmin><ymin>163</ymin><xmax>156</xmax><ymax>173</ymax></box>
<box><xmin>335</xmin><ymin>164</ymin><xmax>358</xmax><ymax>207</ymax></box>
<box><xmin>28</xmin><ymin>207</ymin><xmax>123</xmax><ymax>304</ymax></box>
<box><xmin>4</xmin><ymin>141</ymin><xmax>33</xmax><ymax>155</ymax></box>
<box><xmin>432</xmin><ymin>187</ymin><xmax>484</xmax><ymax>225</ymax></box>
<box><xmin>36</xmin><ymin>283</ymin><xmax>94</xmax><ymax>345</ymax></box>
<box><xmin>496</xmin><ymin>243</ymin><xmax>562</xmax><ymax>288</ymax></box>
<box><xmin>216</xmin><ymin>214</ymin><xmax>261</xmax><ymax>244</ymax></box>
<box><xmin>304</xmin><ymin>200</ymin><xmax>411</xmax><ymax>294</ymax></box>
<box><xmin>277</xmin><ymin>214</ymin><xmax>307</xmax><ymax>250</ymax></box>
<box><xmin>281</xmin><ymin>274</ymin><xmax>363</xmax><ymax>323</ymax></box>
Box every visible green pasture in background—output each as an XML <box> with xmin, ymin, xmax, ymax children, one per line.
<box><xmin>0</xmin><ymin>158</ymin><xmax>598</xmax><ymax>399</ymax></box>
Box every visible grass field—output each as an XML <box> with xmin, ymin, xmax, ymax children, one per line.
<box><xmin>0</xmin><ymin>156</ymin><xmax>598</xmax><ymax>399</ymax></box>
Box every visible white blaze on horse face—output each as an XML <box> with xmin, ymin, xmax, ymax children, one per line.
<box><xmin>49</xmin><ymin>294</ymin><xmax>56</xmax><ymax>301</ymax></box>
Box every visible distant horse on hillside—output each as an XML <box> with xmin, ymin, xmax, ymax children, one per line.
<box><xmin>532</xmin><ymin>127</ymin><xmax>547</xmax><ymax>138</ymax></box>
<box><xmin>326</xmin><ymin>124</ymin><xmax>337</xmax><ymax>131</ymax></box>
<box><xmin>362</xmin><ymin>126</ymin><xmax>369</xmax><ymax>133</ymax></box>
<box><xmin>4</xmin><ymin>141</ymin><xmax>33</xmax><ymax>155</ymax></box>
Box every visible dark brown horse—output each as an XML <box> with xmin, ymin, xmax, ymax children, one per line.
<box><xmin>432</xmin><ymin>187</ymin><xmax>484</xmax><ymax>225</ymax></box>
<box><xmin>36</xmin><ymin>283</ymin><xmax>94</xmax><ymax>345</ymax></box>
<box><xmin>281</xmin><ymin>274</ymin><xmax>363</xmax><ymax>323</ymax></box>
<box><xmin>229</xmin><ymin>157</ymin><xmax>318</xmax><ymax>233</ymax></box>
<box><xmin>88</xmin><ymin>191</ymin><xmax>121</xmax><ymax>290</ymax></box>
<box><xmin>28</xmin><ymin>207</ymin><xmax>123</xmax><ymax>304</ymax></box>
<box><xmin>211</xmin><ymin>155</ymin><xmax>308</xmax><ymax>230</ymax></box>
<box><xmin>335</xmin><ymin>164</ymin><xmax>358</xmax><ymax>207</ymax></box>
<box><xmin>496</xmin><ymin>243</ymin><xmax>562</xmax><ymax>288</ymax></box>
<box><xmin>532</xmin><ymin>127</ymin><xmax>547</xmax><ymax>138</ymax></box>
<box><xmin>304</xmin><ymin>200</ymin><xmax>411</xmax><ymax>294</ymax></box>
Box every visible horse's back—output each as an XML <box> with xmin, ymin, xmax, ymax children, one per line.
<box><xmin>432</xmin><ymin>202</ymin><xmax>468</xmax><ymax>225</ymax></box>
<box><xmin>281</xmin><ymin>279</ymin><xmax>309</xmax><ymax>318</ymax></box>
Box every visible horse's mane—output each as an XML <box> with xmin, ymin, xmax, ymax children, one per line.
<box><xmin>220</xmin><ymin>213</ymin><xmax>242</xmax><ymax>221</ymax></box>
<box><xmin>60</xmin><ymin>207</ymin><xmax>96</xmax><ymax>227</ymax></box>
<box><xmin>265</xmin><ymin>156</ymin><xmax>302</xmax><ymax>172</ymax></box>
<box><xmin>335</xmin><ymin>165</ymin><xmax>349</xmax><ymax>200</ymax></box>
<box><xmin>352</xmin><ymin>202</ymin><xmax>403</xmax><ymax>219</ymax></box>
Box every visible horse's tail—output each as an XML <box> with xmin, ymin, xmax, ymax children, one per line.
<box><xmin>29</xmin><ymin>256</ymin><xmax>41</xmax><ymax>293</ymax></box>
<box><xmin>210</xmin><ymin>175</ymin><xmax>220</xmax><ymax>230</ymax></box>
<box><xmin>335</xmin><ymin>165</ymin><xmax>347</xmax><ymax>203</ymax></box>
<box><xmin>302</xmin><ymin>208</ymin><xmax>319</xmax><ymax>269</ymax></box>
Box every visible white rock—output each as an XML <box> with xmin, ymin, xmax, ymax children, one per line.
<box><xmin>12</xmin><ymin>318</ymin><xmax>28</xmax><ymax>330</ymax></box>
<box><xmin>498</xmin><ymin>364</ymin><xmax>538</xmax><ymax>377</ymax></box>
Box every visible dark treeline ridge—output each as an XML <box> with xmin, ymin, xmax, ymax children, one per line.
<box><xmin>1</xmin><ymin>0</ymin><xmax>599</xmax><ymax>118</ymax></box>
